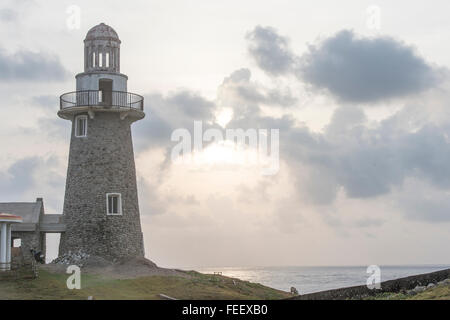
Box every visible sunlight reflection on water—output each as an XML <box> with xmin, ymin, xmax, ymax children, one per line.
<box><xmin>194</xmin><ymin>265</ymin><xmax>449</xmax><ymax>294</ymax></box>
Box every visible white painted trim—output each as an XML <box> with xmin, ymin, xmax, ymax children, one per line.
<box><xmin>0</xmin><ymin>223</ymin><xmax>7</xmax><ymax>271</ymax></box>
<box><xmin>106</xmin><ymin>193</ymin><xmax>122</xmax><ymax>216</ymax></box>
<box><xmin>74</xmin><ymin>115</ymin><xmax>88</xmax><ymax>138</ymax></box>
<box><xmin>6</xmin><ymin>224</ymin><xmax>11</xmax><ymax>266</ymax></box>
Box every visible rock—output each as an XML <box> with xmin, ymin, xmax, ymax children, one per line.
<box><xmin>427</xmin><ymin>283</ymin><xmax>435</xmax><ymax>289</ymax></box>
<box><xmin>406</xmin><ymin>290</ymin><xmax>417</xmax><ymax>296</ymax></box>
<box><xmin>437</xmin><ymin>278</ymin><xmax>450</xmax><ymax>286</ymax></box>
<box><xmin>290</xmin><ymin>287</ymin><xmax>299</xmax><ymax>295</ymax></box>
<box><xmin>51</xmin><ymin>249</ymin><xmax>92</xmax><ymax>267</ymax></box>
<box><xmin>413</xmin><ymin>285</ymin><xmax>426</xmax><ymax>293</ymax></box>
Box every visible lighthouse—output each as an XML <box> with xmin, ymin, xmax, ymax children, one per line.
<box><xmin>58</xmin><ymin>23</ymin><xmax>145</xmax><ymax>262</ymax></box>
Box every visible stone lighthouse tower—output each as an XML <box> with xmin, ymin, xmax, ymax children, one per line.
<box><xmin>58</xmin><ymin>23</ymin><xmax>145</xmax><ymax>262</ymax></box>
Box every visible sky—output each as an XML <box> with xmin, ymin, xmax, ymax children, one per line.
<box><xmin>1</xmin><ymin>0</ymin><xmax>450</xmax><ymax>268</ymax></box>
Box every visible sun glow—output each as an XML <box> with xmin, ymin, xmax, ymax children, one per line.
<box><xmin>195</xmin><ymin>141</ymin><xmax>254</xmax><ymax>165</ymax></box>
<box><xmin>215</xmin><ymin>107</ymin><xmax>233</xmax><ymax>127</ymax></box>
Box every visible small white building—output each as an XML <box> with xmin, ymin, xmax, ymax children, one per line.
<box><xmin>0</xmin><ymin>213</ymin><xmax>22</xmax><ymax>271</ymax></box>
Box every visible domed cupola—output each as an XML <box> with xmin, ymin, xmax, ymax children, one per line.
<box><xmin>84</xmin><ymin>23</ymin><xmax>121</xmax><ymax>73</ymax></box>
<box><xmin>59</xmin><ymin>22</ymin><xmax>144</xmax><ymax>121</ymax></box>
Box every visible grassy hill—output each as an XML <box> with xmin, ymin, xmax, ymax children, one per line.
<box><xmin>3</xmin><ymin>264</ymin><xmax>448</xmax><ymax>300</ymax></box>
<box><xmin>0</xmin><ymin>266</ymin><xmax>291</xmax><ymax>300</ymax></box>
<box><xmin>368</xmin><ymin>282</ymin><xmax>450</xmax><ymax>300</ymax></box>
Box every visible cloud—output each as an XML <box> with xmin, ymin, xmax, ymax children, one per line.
<box><xmin>217</xmin><ymin>63</ymin><xmax>450</xmax><ymax>222</ymax></box>
<box><xmin>0</xmin><ymin>155</ymin><xmax>65</xmax><ymax>213</ymax></box>
<box><xmin>0</xmin><ymin>157</ymin><xmax>40</xmax><ymax>198</ymax></box>
<box><xmin>0</xmin><ymin>48</ymin><xmax>69</xmax><ymax>81</ymax></box>
<box><xmin>405</xmin><ymin>195</ymin><xmax>450</xmax><ymax>222</ymax></box>
<box><xmin>289</xmin><ymin>112</ymin><xmax>450</xmax><ymax>221</ymax></box>
<box><xmin>284</xmin><ymin>107</ymin><xmax>450</xmax><ymax>201</ymax></box>
<box><xmin>246</xmin><ymin>26</ymin><xmax>295</xmax><ymax>76</ymax></box>
<box><xmin>133</xmin><ymin>90</ymin><xmax>218</xmax><ymax>156</ymax></box>
<box><xmin>246</xmin><ymin>27</ymin><xmax>445</xmax><ymax>104</ymax></box>
<box><xmin>353</xmin><ymin>218</ymin><xmax>384</xmax><ymax>228</ymax></box>
<box><xmin>298</xmin><ymin>30</ymin><xmax>444</xmax><ymax>103</ymax></box>
<box><xmin>0</xmin><ymin>8</ymin><xmax>17</xmax><ymax>22</ymax></box>
<box><xmin>134</xmin><ymin>58</ymin><xmax>450</xmax><ymax>226</ymax></box>
<box><xmin>31</xmin><ymin>95</ymin><xmax>58</xmax><ymax>109</ymax></box>
<box><xmin>400</xmin><ymin>124</ymin><xmax>450</xmax><ymax>189</ymax></box>
<box><xmin>220</xmin><ymin>68</ymin><xmax>297</xmax><ymax>109</ymax></box>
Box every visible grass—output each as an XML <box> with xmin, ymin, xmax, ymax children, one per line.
<box><xmin>0</xmin><ymin>267</ymin><xmax>291</xmax><ymax>300</ymax></box>
<box><xmin>366</xmin><ymin>283</ymin><xmax>450</xmax><ymax>300</ymax></box>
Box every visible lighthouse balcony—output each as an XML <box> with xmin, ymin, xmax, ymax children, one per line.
<box><xmin>58</xmin><ymin>90</ymin><xmax>144</xmax><ymax>120</ymax></box>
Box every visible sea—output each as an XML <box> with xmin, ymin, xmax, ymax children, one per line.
<box><xmin>194</xmin><ymin>265</ymin><xmax>450</xmax><ymax>294</ymax></box>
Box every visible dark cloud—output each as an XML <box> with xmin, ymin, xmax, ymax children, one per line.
<box><xmin>221</xmin><ymin>68</ymin><xmax>297</xmax><ymax>112</ymax></box>
<box><xmin>282</xmin><ymin>107</ymin><xmax>450</xmax><ymax>202</ymax></box>
<box><xmin>246</xmin><ymin>26</ymin><xmax>295</xmax><ymax>76</ymax></box>
<box><xmin>0</xmin><ymin>155</ymin><xmax>65</xmax><ymax>212</ymax></box>
<box><xmin>394</xmin><ymin>176</ymin><xmax>450</xmax><ymax>223</ymax></box>
<box><xmin>408</xmin><ymin>200</ymin><xmax>450</xmax><ymax>222</ymax></box>
<box><xmin>287</xmin><ymin>112</ymin><xmax>450</xmax><ymax>219</ymax></box>
<box><xmin>298</xmin><ymin>30</ymin><xmax>443</xmax><ymax>103</ymax></box>
<box><xmin>324</xmin><ymin>105</ymin><xmax>367</xmax><ymax>136</ymax></box>
<box><xmin>246</xmin><ymin>27</ymin><xmax>444</xmax><ymax>103</ymax></box>
<box><xmin>400</xmin><ymin>124</ymin><xmax>450</xmax><ymax>189</ymax></box>
<box><xmin>133</xmin><ymin>90</ymin><xmax>217</xmax><ymax>152</ymax></box>
<box><xmin>0</xmin><ymin>157</ymin><xmax>40</xmax><ymax>200</ymax></box>
<box><xmin>0</xmin><ymin>48</ymin><xmax>69</xmax><ymax>81</ymax></box>
<box><xmin>168</xmin><ymin>91</ymin><xmax>216</xmax><ymax>119</ymax></box>
<box><xmin>264</xmin><ymin>87</ymin><xmax>297</xmax><ymax>108</ymax></box>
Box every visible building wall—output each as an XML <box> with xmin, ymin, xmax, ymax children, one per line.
<box><xmin>59</xmin><ymin>111</ymin><xmax>144</xmax><ymax>261</ymax></box>
<box><xmin>11</xmin><ymin>230</ymin><xmax>41</xmax><ymax>262</ymax></box>
<box><xmin>76</xmin><ymin>72</ymin><xmax>127</xmax><ymax>92</ymax></box>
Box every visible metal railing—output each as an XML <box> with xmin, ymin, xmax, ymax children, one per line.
<box><xmin>60</xmin><ymin>90</ymin><xmax>144</xmax><ymax>111</ymax></box>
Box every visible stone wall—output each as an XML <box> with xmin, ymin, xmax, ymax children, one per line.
<box><xmin>288</xmin><ymin>268</ymin><xmax>450</xmax><ymax>300</ymax></box>
<box><xmin>58</xmin><ymin>111</ymin><xmax>145</xmax><ymax>262</ymax></box>
<box><xmin>11</xmin><ymin>230</ymin><xmax>41</xmax><ymax>262</ymax></box>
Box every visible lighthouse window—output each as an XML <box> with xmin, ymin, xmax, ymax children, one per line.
<box><xmin>106</xmin><ymin>53</ymin><xmax>110</xmax><ymax>67</ymax></box>
<box><xmin>107</xmin><ymin>193</ymin><xmax>122</xmax><ymax>215</ymax></box>
<box><xmin>74</xmin><ymin>115</ymin><xmax>87</xmax><ymax>137</ymax></box>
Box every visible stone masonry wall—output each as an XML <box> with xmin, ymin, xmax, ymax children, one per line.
<box><xmin>58</xmin><ymin>111</ymin><xmax>145</xmax><ymax>262</ymax></box>
<box><xmin>11</xmin><ymin>230</ymin><xmax>41</xmax><ymax>262</ymax></box>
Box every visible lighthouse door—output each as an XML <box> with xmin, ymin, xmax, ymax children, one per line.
<box><xmin>99</xmin><ymin>79</ymin><xmax>113</xmax><ymax>106</ymax></box>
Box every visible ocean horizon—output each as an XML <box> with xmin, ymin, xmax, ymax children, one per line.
<box><xmin>191</xmin><ymin>265</ymin><xmax>450</xmax><ymax>294</ymax></box>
